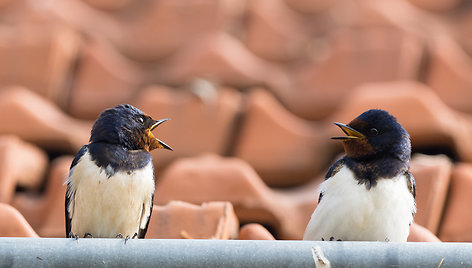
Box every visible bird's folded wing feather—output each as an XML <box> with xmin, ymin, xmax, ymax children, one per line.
<box><xmin>65</xmin><ymin>145</ymin><xmax>88</xmax><ymax>238</ymax></box>
<box><xmin>137</xmin><ymin>193</ymin><xmax>154</xmax><ymax>238</ymax></box>
<box><xmin>318</xmin><ymin>158</ymin><xmax>345</xmax><ymax>204</ymax></box>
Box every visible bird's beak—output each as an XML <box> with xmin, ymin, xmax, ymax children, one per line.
<box><xmin>331</xmin><ymin>122</ymin><xmax>365</xmax><ymax>140</ymax></box>
<box><xmin>147</xmin><ymin>119</ymin><xmax>173</xmax><ymax>151</ymax></box>
<box><xmin>150</xmin><ymin>119</ymin><xmax>168</xmax><ymax>131</ymax></box>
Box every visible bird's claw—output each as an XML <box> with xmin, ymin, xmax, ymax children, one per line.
<box><xmin>84</xmin><ymin>233</ymin><xmax>93</xmax><ymax>238</ymax></box>
<box><xmin>124</xmin><ymin>235</ymin><xmax>130</xmax><ymax>245</ymax></box>
<box><xmin>321</xmin><ymin>237</ymin><xmax>342</xmax><ymax>242</ymax></box>
<box><xmin>116</xmin><ymin>233</ymin><xmax>123</xmax><ymax>239</ymax></box>
<box><xmin>69</xmin><ymin>232</ymin><xmax>79</xmax><ymax>240</ymax></box>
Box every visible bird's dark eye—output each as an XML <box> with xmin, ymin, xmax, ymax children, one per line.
<box><xmin>137</xmin><ymin>117</ymin><xmax>144</xmax><ymax>124</ymax></box>
<box><xmin>369</xmin><ymin>128</ymin><xmax>379</xmax><ymax>136</ymax></box>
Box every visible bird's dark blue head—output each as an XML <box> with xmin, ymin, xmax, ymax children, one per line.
<box><xmin>332</xmin><ymin>109</ymin><xmax>411</xmax><ymax>162</ymax></box>
<box><xmin>90</xmin><ymin>104</ymin><xmax>172</xmax><ymax>152</ymax></box>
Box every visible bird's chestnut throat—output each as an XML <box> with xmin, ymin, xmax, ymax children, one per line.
<box><xmin>337</xmin><ymin>118</ymin><xmax>375</xmax><ymax>159</ymax></box>
<box><xmin>137</xmin><ymin>118</ymin><xmax>172</xmax><ymax>152</ymax></box>
<box><xmin>342</xmin><ymin>138</ymin><xmax>375</xmax><ymax>159</ymax></box>
<box><xmin>142</xmin><ymin>129</ymin><xmax>161</xmax><ymax>152</ymax></box>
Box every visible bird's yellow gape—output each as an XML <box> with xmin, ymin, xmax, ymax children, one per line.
<box><xmin>145</xmin><ymin>119</ymin><xmax>172</xmax><ymax>152</ymax></box>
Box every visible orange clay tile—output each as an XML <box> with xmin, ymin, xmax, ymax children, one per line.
<box><xmin>408</xmin><ymin>223</ymin><xmax>441</xmax><ymax>242</ymax></box>
<box><xmin>239</xmin><ymin>223</ymin><xmax>275</xmax><ymax>240</ymax></box>
<box><xmin>410</xmin><ymin>154</ymin><xmax>452</xmax><ymax>234</ymax></box>
<box><xmin>155</xmin><ymin>154</ymin><xmax>320</xmax><ymax>239</ymax></box>
<box><xmin>352</xmin><ymin>0</ymin><xmax>472</xmax><ymax>101</ymax></box>
<box><xmin>134</xmin><ymin>85</ymin><xmax>243</xmax><ymax>168</ymax></box>
<box><xmin>0</xmin><ymin>203</ymin><xmax>38</xmax><ymax>237</ymax></box>
<box><xmin>147</xmin><ymin>201</ymin><xmax>239</xmax><ymax>240</ymax></box>
<box><xmin>289</xmin><ymin>27</ymin><xmax>423</xmax><ymax>120</ymax></box>
<box><xmin>0</xmin><ymin>87</ymin><xmax>90</xmax><ymax>152</ymax></box>
<box><xmin>234</xmin><ymin>89</ymin><xmax>334</xmax><ymax>186</ymax></box>
<box><xmin>283</xmin><ymin>0</ymin><xmax>340</xmax><ymax>14</ymax></box>
<box><xmin>12</xmin><ymin>156</ymin><xmax>73</xmax><ymax>237</ymax></box>
<box><xmin>45</xmin><ymin>0</ymin><xmax>123</xmax><ymax>43</ymax></box>
<box><xmin>48</xmin><ymin>0</ymin><xmax>228</xmax><ymax>61</ymax></box>
<box><xmin>453</xmin><ymin>10</ymin><xmax>472</xmax><ymax>56</ymax></box>
<box><xmin>113</xmin><ymin>0</ymin><xmax>228</xmax><ymax>62</ymax></box>
<box><xmin>406</xmin><ymin>0</ymin><xmax>461</xmax><ymax>12</ymax></box>
<box><xmin>0</xmin><ymin>25</ymin><xmax>80</xmax><ymax>108</ymax></box>
<box><xmin>439</xmin><ymin>163</ymin><xmax>472</xmax><ymax>242</ymax></box>
<box><xmin>155</xmin><ymin>33</ymin><xmax>290</xmax><ymax>90</ymax></box>
<box><xmin>0</xmin><ymin>0</ymin><xmax>13</xmax><ymax>9</ymax></box>
<box><xmin>37</xmin><ymin>156</ymin><xmax>74</xmax><ymax>237</ymax></box>
<box><xmin>244</xmin><ymin>0</ymin><xmax>307</xmax><ymax>62</ymax></box>
<box><xmin>328</xmin><ymin>81</ymin><xmax>472</xmax><ymax>163</ymax></box>
<box><xmin>81</xmin><ymin>0</ymin><xmax>134</xmax><ymax>11</ymax></box>
<box><xmin>68</xmin><ymin>37</ymin><xmax>144</xmax><ymax>119</ymax></box>
<box><xmin>0</xmin><ymin>0</ymin><xmax>58</xmax><ymax>25</ymax></box>
<box><xmin>425</xmin><ymin>36</ymin><xmax>472</xmax><ymax>115</ymax></box>
<box><xmin>343</xmin><ymin>0</ymin><xmax>447</xmax><ymax>37</ymax></box>
<box><xmin>0</xmin><ymin>136</ymin><xmax>48</xmax><ymax>203</ymax></box>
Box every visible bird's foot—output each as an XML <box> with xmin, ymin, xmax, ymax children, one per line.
<box><xmin>68</xmin><ymin>232</ymin><xmax>79</xmax><ymax>240</ymax></box>
<box><xmin>321</xmin><ymin>237</ymin><xmax>342</xmax><ymax>241</ymax></box>
<box><xmin>116</xmin><ymin>233</ymin><xmax>134</xmax><ymax>245</ymax></box>
<box><xmin>132</xmin><ymin>233</ymin><xmax>138</xmax><ymax>239</ymax></box>
<box><xmin>84</xmin><ymin>233</ymin><xmax>93</xmax><ymax>238</ymax></box>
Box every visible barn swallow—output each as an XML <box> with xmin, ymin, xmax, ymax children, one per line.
<box><xmin>303</xmin><ymin>109</ymin><xmax>416</xmax><ymax>242</ymax></box>
<box><xmin>65</xmin><ymin>104</ymin><xmax>172</xmax><ymax>239</ymax></box>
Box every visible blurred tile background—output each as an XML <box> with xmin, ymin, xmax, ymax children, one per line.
<box><xmin>1</xmin><ymin>0</ymin><xmax>472</xmax><ymax>242</ymax></box>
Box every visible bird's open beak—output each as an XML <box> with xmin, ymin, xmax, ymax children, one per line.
<box><xmin>147</xmin><ymin>119</ymin><xmax>173</xmax><ymax>151</ymax></box>
<box><xmin>331</xmin><ymin>122</ymin><xmax>365</xmax><ymax>140</ymax></box>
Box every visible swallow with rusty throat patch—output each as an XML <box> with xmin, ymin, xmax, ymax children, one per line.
<box><xmin>303</xmin><ymin>109</ymin><xmax>416</xmax><ymax>242</ymax></box>
<box><xmin>65</xmin><ymin>104</ymin><xmax>172</xmax><ymax>240</ymax></box>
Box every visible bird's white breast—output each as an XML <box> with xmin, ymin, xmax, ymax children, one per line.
<box><xmin>303</xmin><ymin>165</ymin><xmax>415</xmax><ymax>242</ymax></box>
<box><xmin>67</xmin><ymin>150</ymin><xmax>155</xmax><ymax>238</ymax></box>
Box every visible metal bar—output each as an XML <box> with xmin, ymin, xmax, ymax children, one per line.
<box><xmin>0</xmin><ymin>238</ymin><xmax>471</xmax><ymax>268</ymax></box>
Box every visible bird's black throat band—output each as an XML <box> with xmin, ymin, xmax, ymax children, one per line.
<box><xmin>88</xmin><ymin>143</ymin><xmax>153</xmax><ymax>178</ymax></box>
<box><xmin>343</xmin><ymin>155</ymin><xmax>409</xmax><ymax>189</ymax></box>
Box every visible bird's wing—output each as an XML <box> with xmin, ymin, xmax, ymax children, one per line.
<box><xmin>318</xmin><ymin>158</ymin><xmax>345</xmax><ymax>204</ymax></box>
<box><xmin>405</xmin><ymin>170</ymin><xmax>416</xmax><ymax>198</ymax></box>
<box><xmin>65</xmin><ymin>145</ymin><xmax>88</xmax><ymax>238</ymax></box>
<box><xmin>137</xmin><ymin>192</ymin><xmax>154</xmax><ymax>239</ymax></box>
<box><xmin>405</xmin><ymin>170</ymin><xmax>417</xmax><ymax>219</ymax></box>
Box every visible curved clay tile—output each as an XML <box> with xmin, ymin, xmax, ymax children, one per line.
<box><xmin>0</xmin><ymin>136</ymin><xmax>48</xmax><ymax>203</ymax></box>
<box><xmin>155</xmin><ymin>154</ymin><xmax>320</xmax><ymax>239</ymax></box>
<box><xmin>147</xmin><ymin>201</ymin><xmax>239</xmax><ymax>240</ymax></box>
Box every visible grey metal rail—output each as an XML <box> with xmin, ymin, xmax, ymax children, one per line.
<box><xmin>0</xmin><ymin>238</ymin><xmax>470</xmax><ymax>267</ymax></box>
